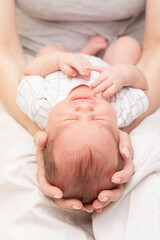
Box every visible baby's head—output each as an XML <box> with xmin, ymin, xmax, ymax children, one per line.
<box><xmin>43</xmin><ymin>94</ymin><xmax>122</xmax><ymax>204</ymax></box>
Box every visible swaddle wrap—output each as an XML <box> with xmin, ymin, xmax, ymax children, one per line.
<box><xmin>17</xmin><ymin>55</ymin><xmax>148</xmax><ymax>129</ymax></box>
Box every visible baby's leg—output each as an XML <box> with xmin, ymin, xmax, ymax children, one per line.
<box><xmin>103</xmin><ymin>36</ymin><xmax>141</xmax><ymax>65</ymax></box>
<box><xmin>79</xmin><ymin>35</ymin><xmax>107</xmax><ymax>56</ymax></box>
<box><xmin>36</xmin><ymin>35</ymin><xmax>107</xmax><ymax>57</ymax></box>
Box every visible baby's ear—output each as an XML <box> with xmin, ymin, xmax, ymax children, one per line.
<box><xmin>34</xmin><ymin>131</ymin><xmax>48</xmax><ymax>150</ymax></box>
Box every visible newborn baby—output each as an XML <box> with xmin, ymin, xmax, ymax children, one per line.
<box><xmin>17</xmin><ymin>51</ymin><xmax>148</xmax><ymax>204</ymax></box>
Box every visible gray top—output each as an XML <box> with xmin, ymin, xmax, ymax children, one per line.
<box><xmin>15</xmin><ymin>0</ymin><xmax>145</xmax><ymax>56</ymax></box>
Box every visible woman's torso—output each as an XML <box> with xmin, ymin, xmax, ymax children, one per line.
<box><xmin>15</xmin><ymin>0</ymin><xmax>146</xmax><ymax>56</ymax></box>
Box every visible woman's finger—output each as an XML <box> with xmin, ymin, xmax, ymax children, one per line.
<box><xmin>112</xmin><ymin>158</ymin><xmax>134</xmax><ymax>184</ymax></box>
<box><xmin>82</xmin><ymin>203</ymin><xmax>94</xmax><ymax>213</ymax></box>
<box><xmin>54</xmin><ymin>198</ymin><xmax>83</xmax><ymax>210</ymax></box>
<box><xmin>97</xmin><ymin>184</ymin><xmax>124</xmax><ymax>205</ymax></box>
<box><xmin>92</xmin><ymin>199</ymin><xmax>106</xmax><ymax>211</ymax></box>
<box><xmin>92</xmin><ymin>185</ymin><xmax>124</xmax><ymax>211</ymax></box>
<box><xmin>112</xmin><ymin>130</ymin><xmax>134</xmax><ymax>184</ymax></box>
<box><xmin>34</xmin><ymin>131</ymin><xmax>47</xmax><ymax>150</ymax></box>
<box><xmin>36</xmin><ymin>150</ymin><xmax>63</xmax><ymax>198</ymax></box>
<box><xmin>119</xmin><ymin>130</ymin><xmax>133</xmax><ymax>159</ymax></box>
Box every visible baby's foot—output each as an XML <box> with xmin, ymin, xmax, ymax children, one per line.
<box><xmin>80</xmin><ymin>35</ymin><xmax>107</xmax><ymax>56</ymax></box>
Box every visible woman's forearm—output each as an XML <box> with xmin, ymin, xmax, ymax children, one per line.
<box><xmin>0</xmin><ymin>1</ymin><xmax>40</xmax><ymax>136</ymax></box>
<box><xmin>137</xmin><ymin>48</ymin><xmax>160</xmax><ymax>112</ymax></box>
<box><xmin>0</xmin><ymin>51</ymin><xmax>40</xmax><ymax>136</ymax></box>
<box><xmin>123</xmin><ymin>47</ymin><xmax>160</xmax><ymax>133</ymax></box>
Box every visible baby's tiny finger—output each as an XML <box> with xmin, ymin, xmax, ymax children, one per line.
<box><xmin>76</xmin><ymin>58</ymin><xmax>91</xmax><ymax>80</ymax></box>
<box><xmin>61</xmin><ymin>63</ymin><xmax>76</xmax><ymax>76</ymax></box>
<box><xmin>91</xmin><ymin>82</ymin><xmax>106</xmax><ymax>95</ymax></box>
<box><xmin>91</xmin><ymin>79</ymin><xmax>112</xmax><ymax>96</ymax></box>
<box><xmin>101</xmin><ymin>84</ymin><xmax>116</xmax><ymax>98</ymax></box>
<box><xmin>90</xmin><ymin>71</ymin><xmax>108</xmax><ymax>89</ymax></box>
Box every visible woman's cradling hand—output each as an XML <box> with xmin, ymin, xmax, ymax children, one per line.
<box><xmin>90</xmin><ymin>130</ymin><xmax>134</xmax><ymax>212</ymax></box>
<box><xmin>35</xmin><ymin>130</ymin><xmax>134</xmax><ymax>213</ymax></box>
<box><xmin>35</xmin><ymin>131</ymin><xmax>84</xmax><ymax>210</ymax></box>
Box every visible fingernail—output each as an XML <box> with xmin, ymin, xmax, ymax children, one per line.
<box><xmin>36</xmin><ymin>133</ymin><xmax>45</xmax><ymax>144</ymax></box>
<box><xmin>100</xmin><ymin>196</ymin><xmax>109</xmax><ymax>202</ymax></box>
<box><xmin>96</xmin><ymin>208</ymin><xmax>102</xmax><ymax>213</ymax></box>
<box><xmin>72</xmin><ymin>205</ymin><xmax>81</xmax><ymax>210</ymax></box>
<box><xmin>122</xmin><ymin>147</ymin><xmax>129</xmax><ymax>159</ymax></box>
<box><xmin>53</xmin><ymin>194</ymin><xmax>61</xmax><ymax>199</ymax></box>
<box><xmin>85</xmin><ymin>209</ymin><xmax>93</xmax><ymax>213</ymax></box>
<box><xmin>90</xmin><ymin>91</ymin><xmax>95</xmax><ymax>96</ymax></box>
<box><xmin>113</xmin><ymin>177</ymin><xmax>121</xmax><ymax>183</ymax></box>
<box><xmin>96</xmin><ymin>204</ymin><xmax>103</xmax><ymax>209</ymax></box>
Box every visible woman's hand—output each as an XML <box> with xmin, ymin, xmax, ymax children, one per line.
<box><xmin>58</xmin><ymin>52</ymin><xmax>91</xmax><ymax>80</ymax></box>
<box><xmin>35</xmin><ymin>131</ymin><xmax>84</xmax><ymax>210</ymax></box>
<box><xmin>36</xmin><ymin>149</ymin><xmax>63</xmax><ymax>199</ymax></box>
<box><xmin>36</xmin><ymin>149</ymin><xmax>84</xmax><ymax>210</ymax></box>
<box><xmin>35</xmin><ymin>131</ymin><xmax>62</xmax><ymax>198</ymax></box>
<box><xmin>83</xmin><ymin>130</ymin><xmax>134</xmax><ymax>213</ymax></box>
<box><xmin>35</xmin><ymin>130</ymin><xmax>134</xmax><ymax>213</ymax></box>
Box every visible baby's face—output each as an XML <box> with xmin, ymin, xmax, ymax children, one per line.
<box><xmin>46</xmin><ymin>94</ymin><xmax>119</xmax><ymax>142</ymax></box>
<box><xmin>46</xmin><ymin>94</ymin><xmax>120</xmax><ymax>177</ymax></box>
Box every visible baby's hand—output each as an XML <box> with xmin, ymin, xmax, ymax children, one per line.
<box><xmin>87</xmin><ymin>65</ymin><xmax>127</xmax><ymax>98</ymax></box>
<box><xmin>58</xmin><ymin>52</ymin><xmax>91</xmax><ymax>80</ymax></box>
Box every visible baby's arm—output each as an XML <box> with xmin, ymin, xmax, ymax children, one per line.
<box><xmin>119</xmin><ymin>64</ymin><xmax>148</xmax><ymax>90</ymax></box>
<box><xmin>19</xmin><ymin>52</ymin><xmax>91</xmax><ymax>83</ymax></box>
<box><xmin>87</xmin><ymin>64</ymin><xmax>148</xmax><ymax>98</ymax></box>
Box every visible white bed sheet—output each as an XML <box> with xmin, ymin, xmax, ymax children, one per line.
<box><xmin>0</xmin><ymin>101</ymin><xmax>160</xmax><ymax>240</ymax></box>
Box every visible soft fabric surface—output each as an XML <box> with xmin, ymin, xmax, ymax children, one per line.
<box><xmin>0</xmin><ymin>101</ymin><xmax>160</xmax><ymax>240</ymax></box>
<box><xmin>93</xmin><ymin>108</ymin><xmax>160</xmax><ymax>240</ymax></box>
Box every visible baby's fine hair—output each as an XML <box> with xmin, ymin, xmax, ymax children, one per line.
<box><xmin>43</xmin><ymin>140</ymin><xmax>122</xmax><ymax>204</ymax></box>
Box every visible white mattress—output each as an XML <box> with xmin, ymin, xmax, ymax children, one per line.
<box><xmin>0</xmin><ymin>101</ymin><xmax>160</xmax><ymax>240</ymax></box>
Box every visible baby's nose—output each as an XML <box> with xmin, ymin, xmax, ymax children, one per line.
<box><xmin>75</xmin><ymin>102</ymin><xmax>94</xmax><ymax>112</ymax></box>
